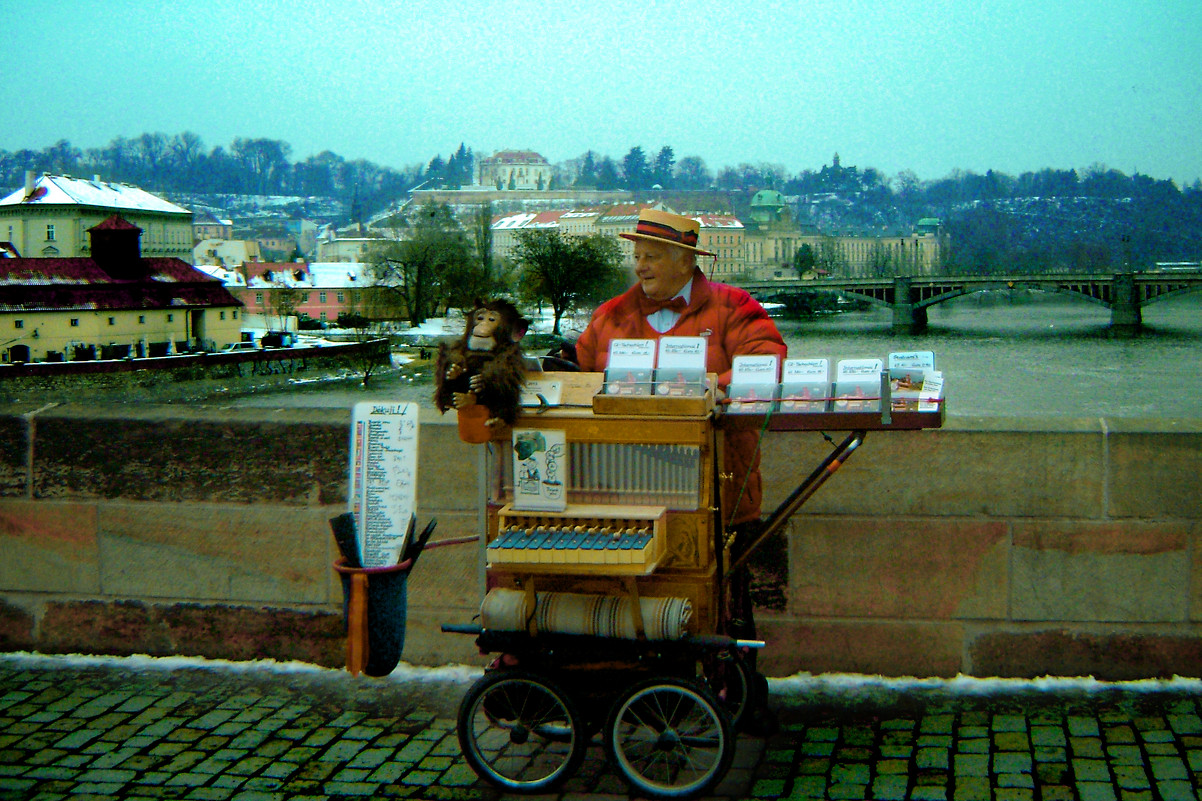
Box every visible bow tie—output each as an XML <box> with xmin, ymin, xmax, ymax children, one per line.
<box><xmin>639</xmin><ymin>294</ymin><xmax>688</xmax><ymax>316</ymax></box>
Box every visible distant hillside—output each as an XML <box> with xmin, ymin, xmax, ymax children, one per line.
<box><xmin>164</xmin><ymin>192</ymin><xmax>347</xmax><ymax>226</ymax></box>
<box><xmin>4</xmin><ymin>133</ymin><xmax>1199</xmax><ymax>272</ymax></box>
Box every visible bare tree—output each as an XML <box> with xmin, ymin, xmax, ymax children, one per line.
<box><xmin>513</xmin><ymin>230</ymin><xmax>626</xmax><ymax>335</ymax></box>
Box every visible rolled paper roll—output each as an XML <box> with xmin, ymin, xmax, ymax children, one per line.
<box><xmin>479</xmin><ymin>588</ymin><xmax>692</xmax><ymax>641</ymax></box>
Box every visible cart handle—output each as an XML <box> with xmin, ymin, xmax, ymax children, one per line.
<box><xmin>442</xmin><ymin>622</ymin><xmax>483</xmax><ymax>635</ymax></box>
<box><xmin>438</xmin><ymin>624</ymin><xmax>763</xmax><ymax>651</ymax></box>
<box><xmin>687</xmin><ymin>634</ymin><xmax>765</xmax><ymax>650</ymax></box>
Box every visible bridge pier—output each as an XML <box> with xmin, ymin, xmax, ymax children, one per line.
<box><xmin>891</xmin><ymin>277</ymin><xmax>928</xmax><ymax>333</ymax></box>
<box><xmin>1110</xmin><ymin>273</ymin><xmax>1142</xmax><ymax>333</ymax></box>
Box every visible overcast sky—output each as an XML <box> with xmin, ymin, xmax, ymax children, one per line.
<box><xmin>3</xmin><ymin>0</ymin><xmax>1199</xmax><ymax>186</ymax></box>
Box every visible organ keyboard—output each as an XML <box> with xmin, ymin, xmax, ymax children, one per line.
<box><xmin>481</xmin><ymin>372</ymin><xmax>722</xmax><ymax>633</ymax></box>
<box><xmin>487</xmin><ymin>504</ymin><xmax>667</xmax><ymax>574</ymax></box>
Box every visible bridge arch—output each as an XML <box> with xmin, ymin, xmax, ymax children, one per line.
<box><xmin>742</xmin><ymin>271</ymin><xmax>1202</xmax><ymax>333</ymax></box>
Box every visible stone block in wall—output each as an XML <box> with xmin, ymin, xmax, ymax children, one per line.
<box><xmin>0</xmin><ymin>408</ymin><xmax>32</xmax><ymax>498</ymax></box>
<box><xmin>0</xmin><ymin>499</ymin><xmax>101</xmax><ymax>593</ymax></box>
<box><xmin>758</xmin><ymin>618</ymin><xmax>964</xmax><ymax>677</ymax></box>
<box><xmin>31</xmin><ymin>404</ymin><xmax>350</xmax><ymax>505</ymax></box>
<box><xmin>969</xmin><ymin>628</ymin><xmax>1202</xmax><ymax>680</ymax></box>
<box><xmin>761</xmin><ymin>420</ymin><xmax>1104</xmax><ymax>520</ymax></box>
<box><xmin>40</xmin><ymin>599</ymin><xmax>174</xmax><ymax>656</ymax></box>
<box><xmin>1010</xmin><ymin>520</ymin><xmax>1190</xmax><ymax>623</ymax></box>
<box><xmin>1106</xmin><ymin>421</ymin><xmax>1202</xmax><ymax>519</ymax></box>
<box><xmin>99</xmin><ymin>502</ymin><xmax>334</xmax><ymax>604</ymax></box>
<box><xmin>404</xmin><ymin>511</ymin><xmax>482</xmax><ymax>610</ymax></box>
<box><xmin>786</xmin><ymin>516</ymin><xmax>1009</xmax><ymax>620</ymax></box>
<box><xmin>0</xmin><ymin>599</ymin><xmax>35</xmax><ymax>650</ymax></box>
<box><xmin>155</xmin><ymin>603</ymin><xmax>344</xmax><ymax>666</ymax></box>
<box><xmin>417</xmin><ymin>414</ymin><xmax>486</xmax><ymax>513</ymax></box>
<box><xmin>38</xmin><ymin>598</ymin><xmax>345</xmax><ymax>666</ymax></box>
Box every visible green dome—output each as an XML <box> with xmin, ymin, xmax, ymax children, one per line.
<box><xmin>750</xmin><ymin>189</ymin><xmax>786</xmax><ymax>208</ymax></box>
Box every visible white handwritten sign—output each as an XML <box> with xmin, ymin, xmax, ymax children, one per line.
<box><xmin>349</xmin><ymin>402</ymin><xmax>419</xmax><ymax>567</ymax></box>
<box><xmin>608</xmin><ymin>339</ymin><xmax>657</xmax><ymax>368</ymax></box>
<box><xmin>657</xmin><ymin>336</ymin><xmax>707</xmax><ymax>369</ymax></box>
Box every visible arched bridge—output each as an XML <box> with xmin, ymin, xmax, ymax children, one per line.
<box><xmin>740</xmin><ymin>272</ymin><xmax>1202</xmax><ymax>333</ymax></box>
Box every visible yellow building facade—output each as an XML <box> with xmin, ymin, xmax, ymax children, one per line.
<box><xmin>476</xmin><ymin>150</ymin><xmax>554</xmax><ymax>190</ymax></box>
<box><xmin>696</xmin><ymin>215</ymin><xmax>745</xmax><ymax>279</ymax></box>
<box><xmin>0</xmin><ymin>173</ymin><xmax>193</xmax><ymax>262</ymax></box>
<box><xmin>486</xmin><ymin>196</ymin><xmax>945</xmax><ymax>283</ymax></box>
<box><xmin>5</xmin><ymin>306</ymin><xmax>242</xmax><ymax>363</ymax></box>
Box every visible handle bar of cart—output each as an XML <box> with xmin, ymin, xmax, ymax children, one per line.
<box><xmin>442</xmin><ymin>621</ymin><xmax>763</xmax><ymax>651</ymax></box>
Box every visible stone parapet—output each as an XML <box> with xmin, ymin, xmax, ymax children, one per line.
<box><xmin>1</xmin><ymin>403</ymin><xmax>1199</xmax><ymax>679</ymax></box>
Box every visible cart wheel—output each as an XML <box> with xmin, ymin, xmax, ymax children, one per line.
<box><xmin>457</xmin><ymin>669</ymin><xmax>586</xmax><ymax>793</ymax></box>
<box><xmin>604</xmin><ymin>676</ymin><xmax>734</xmax><ymax>799</ymax></box>
<box><xmin>705</xmin><ymin>649</ymin><xmax>761</xmax><ymax>732</ymax></box>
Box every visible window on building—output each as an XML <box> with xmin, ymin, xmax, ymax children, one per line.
<box><xmin>336</xmin><ymin>292</ymin><xmax>345</xmax><ymax>303</ymax></box>
<box><xmin>167</xmin><ymin>313</ymin><xmax>174</xmax><ymax>322</ymax></box>
<box><xmin>232</xmin><ymin>310</ymin><xmax>238</xmax><ymax>319</ymax></box>
<box><xmin>138</xmin><ymin>315</ymin><xmax>146</xmax><ymax>324</ymax></box>
<box><xmin>14</xmin><ymin>320</ymin><xmax>23</xmax><ymax>329</ymax></box>
<box><xmin>255</xmin><ymin>292</ymin><xmax>264</xmax><ymax>304</ymax></box>
<box><xmin>108</xmin><ymin>317</ymin><xmax>115</xmax><ymax>326</ymax></box>
<box><xmin>46</xmin><ymin>224</ymin><xmax>55</xmax><ymax>241</ymax></box>
<box><xmin>70</xmin><ymin>318</ymin><xmax>79</xmax><ymax>327</ymax></box>
<box><xmin>220</xmin><ymin>311</ymin><xmax>226</xmax><ymax>320</ymax></box>
<box><xmin>319</xmin><ymin>292</ymin><xmax>327</xmax><ymax>303</ymax></box>
<box><xmin>320</xmin><ymin>312</ymin><xmax>327</xmax><ymax>321</ymax></box>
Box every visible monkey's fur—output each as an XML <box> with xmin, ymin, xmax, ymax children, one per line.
<box><xmin>434</xmin><ymin>299</ymin><xmax>529</xmax><ymax>428</ymax></box>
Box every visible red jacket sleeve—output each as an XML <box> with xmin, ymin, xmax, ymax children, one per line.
<box><xmin>712</xmin><ymin>289</ymin><xmax>787</xmax><ymax>387</ymax></box>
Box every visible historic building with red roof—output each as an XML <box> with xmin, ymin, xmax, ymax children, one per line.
<box><xmin>0</xmin><ymin>215</ymin><xmax>243</xmax><ymax>363</ymax></box>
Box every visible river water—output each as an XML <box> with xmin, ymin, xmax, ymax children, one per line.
<box><xmin>774</xmin><ymin>291</ymin><xmax>1202</xmax><ymax>419</ymax></box>
<box><xmin>229</xmin><ymin>291</ymin><xmax>1202</xmax><ymax>420</ymax></box>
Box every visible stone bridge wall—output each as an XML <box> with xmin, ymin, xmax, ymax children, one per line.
<box><xmin>0</xmin><ymin>402</ymin><xmax>1199</xmax><ymax>680</ymax></box>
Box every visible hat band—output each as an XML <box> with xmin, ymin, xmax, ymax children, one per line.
<box><xmin>633</xmin><ymin>219</ymin><xmax>699</xmax><ymax>248</ymax></box>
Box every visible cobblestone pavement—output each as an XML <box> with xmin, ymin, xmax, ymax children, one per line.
<box><xmin>2</xmin><ymin>653</ymin><xmax>1201</xmax><ymax>801</ymax></box>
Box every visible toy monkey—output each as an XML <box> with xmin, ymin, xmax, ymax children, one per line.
<box><xmin>434</xmin><ymin>299</ymin><xmax>529</xmax><ymax>428</ymax></box>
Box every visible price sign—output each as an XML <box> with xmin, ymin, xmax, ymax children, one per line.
<box><xmin>349</xmin><ymin>402</ymin><xmax>419</xmax><ymax>567</ymax></box>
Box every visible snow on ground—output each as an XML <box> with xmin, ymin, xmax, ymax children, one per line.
<box><xmin>4</xmin><ymin>650</ymin><xmax>1200</xmax><ymax>701</ymax></box>
<box><xmin>0</xmin><ymin>651</ymin><xmax>482</xmax><ymax>689</ymax></box>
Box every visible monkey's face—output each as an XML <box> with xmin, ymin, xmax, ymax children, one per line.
<box><xmin>471</xmin><ymin>309</ymin><xmax>501</xmax><ymax>339</ymax></box>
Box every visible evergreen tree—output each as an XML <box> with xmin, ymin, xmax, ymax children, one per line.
<box><xmin>596</xmin><ymin>157</ymin><xmax>620</xmax><ymax>190</ymax></box>
<box><xmin>652</xmin><ymin>146</ymin><xmax>676</xmax><ymax>188</ymax></box>
<box><xmin>574</xmin><ymin>150</ymin><xmax>598</xmax><ymax>188</ymax></box>
<box><xmin>621</xmin><ymin>146</ymin><xmax>651</xmax><ymax>190</ymax></box>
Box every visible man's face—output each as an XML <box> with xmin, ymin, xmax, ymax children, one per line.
<box><xmin>634</xmin><ymin>240</ymin><xmax>694</xmax><ymax>300</ymax></box>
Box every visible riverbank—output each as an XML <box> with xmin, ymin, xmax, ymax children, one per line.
<box><xmin>224</xmin><ymin>293</ymin><xmax>1202</xmax><ymax>419</ymax></box>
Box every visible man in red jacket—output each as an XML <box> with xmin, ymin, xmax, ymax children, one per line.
<box><xmin>576</xmin><ymin>210</ymin><xmax>786</xmax><ymax>712</ymax></box>
<box><xmin>576</xmin><ymin>208</ymin><xmax>787</xmax><ymax>527</ymax></box>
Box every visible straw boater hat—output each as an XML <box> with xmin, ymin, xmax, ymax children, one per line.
<box><xmin>619</xmin><ymin>209</ymin><xmax>715</xmax><ymax>257</ymax></box>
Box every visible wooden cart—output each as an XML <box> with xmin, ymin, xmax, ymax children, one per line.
<box><xmin>443</xmin><ymin>371</ymin><xmax>943</xmax><ymax>798</ymax></box>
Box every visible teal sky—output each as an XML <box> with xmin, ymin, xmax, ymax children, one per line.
<box><xmin>3</xmin><ymin>0</ymin><xmax>1199</xmax><ymax>185</ymax></box>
